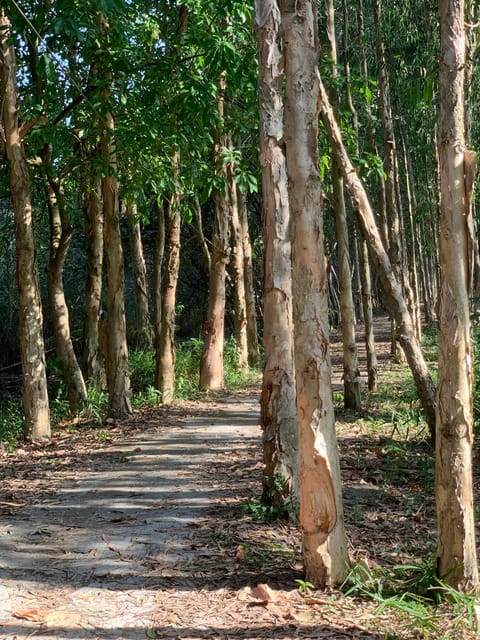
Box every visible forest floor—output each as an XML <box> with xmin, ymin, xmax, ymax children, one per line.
<box><xmin>0</xmin><ymin>316</ymin><xmax>478</xmax><ymax>640</ymax></box>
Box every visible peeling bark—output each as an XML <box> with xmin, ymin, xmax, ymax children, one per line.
<box><xmin>281</xmin><ymin>0</ymin><xmax>349</xmax><ymax>586</ymax></box>
<box><xmin>255</xmin><ymin>0</ymin><xmax>298</xmax><ymax>504</ymax></box>
<box><xmin>0</xmin><ymin>10</ymin><xmax>50</xmax><ymax>441</ymax></box>
<box><xmin>436</xmin><ymin>0</ymin><xmax>478</xmax><ymax>591</ymax></box>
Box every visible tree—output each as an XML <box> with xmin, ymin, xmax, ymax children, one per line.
<box><xmin>255</xmin><ymin>0</ymin><xmax>298</xmax><ymax>504</ymax></box>
<box><xmin>156</xmin><ymin>184</ymin><xmax>182</xmax><ymax>404</ymax></box>
<box><xmin>435</xmin><ymin>0</ymin><xmax>479</xmax><ymax>591</ymax></box>
<box><xmin>127</xmin><ymin>204</ymin><xmax>153</xmax><ymax>351</ymax></box>
<box><xmin>97</xmin><ymin>12</ymin><xmax>132</xmax><ymax>419</ymax></box>
<box><xmin>324</xmin><ymin>0</ymin><xmax>361</xmax><ymax>411</ymax></box>
<box><xmin>281</xmin><ymin>0</ymin><xmax>349</xmax><ymax>586</ymax></box>
<box><xmin>318</xmin><ymin>75</ymin><xmax>437</xmax><ymax>439</ymax></box>
<box><xmin>0</xmin><ymin>8</ymin><xmax>50</xmax><ymax>441</ymax></box>
<box><xmin>199</xmin><ymin>77</ymin><xmax>231</xmax><ymax>391</ymax></box>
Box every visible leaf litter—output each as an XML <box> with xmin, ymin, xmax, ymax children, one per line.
<box><xmin>0</xmin><ymin>316</ymin><xmax>478</xmax><ymax>639</ymax></box>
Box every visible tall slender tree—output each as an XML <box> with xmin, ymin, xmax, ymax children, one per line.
<box><xmin>97</xmin><ymin>12</ymin><xmax>132</xmax><ymax>419</ymax></box>
<box><xmin>255</xmin><ymin>0</ymin><xmax>298</xmax><ymax>503</ymax></box>
<box><xmin>281</xmin><ymin>0</ymin><xmax>349</xmax><ymax>586</ymax></box>
<box><xmin>324</xmin><ymin>0</ymin><xmax>361</xmax><ymax>411</ymax></box>
<box><xmin>436</xmin><ymin>0</ymin><xmax>479</xmax><ymax>591</ymax></box>
<box><xmin>0</xmin><ymin>8</ymin><xmax>50</xmax><ymax>441</ymax></box>
<box><xmin>318</xmin><ymin>76</ymin><xmax>437</xmax><ymax>438</ymax></box>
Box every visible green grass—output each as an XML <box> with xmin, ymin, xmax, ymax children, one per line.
<box><xmin>342</xmin><ymin>562</ymin><xmax>480</xmax><ymax>639</ymax></box>
<box><xmin>0</xmin><ymin>335</ymin><xmax>260</xmax><ymax>448</ymax></box>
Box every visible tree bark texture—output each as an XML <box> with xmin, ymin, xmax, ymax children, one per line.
<box><xmin>281</xmin><ymin>0</ymin><xmax>349</xmax><ymax>586</ymax></box>
<box><xmin>153</xmin><ymin>198</ymin><xmax>166</xmax><ymax>348</ymax></box>
<box><xmin>255</xmin><ymin>0</ymin><xmax>298</xmax><ymax>503</ymax></box>
<box><xmin>127</xmin><ymin>204</ymin><xmax>153</xmax><ymax>350</ymax></box>
<box><xmin>324</xmin><ymin>0</ymin><xmax>361</xmax><ymax>412</ymax></box>
<box><xmin>228</xmin><ymin>159</ymin><xmax>249</xmax><ymax>372</ymax></box>
<box><xmin>0</xmin><ymin>10</ymin><xmax>50</xmax><ymax>441</ymax></box>
<box><xmin>199</xmin><ymin>186</ymin><xmax>229</xmax><ymax>391</ymax></box>
<box><xmin>238</xmin><ymin>190</ymin><xmax>260</xmax><ymax>368</ymax></box>
<box><xmin>45</xmin><ymin>176</ymin><xmax>87</xmax><ymax>412</ymax></box>
<box><xmin>82</xmin><ymin>168</ymin><xmax>106</xmax><ymax>388</ymax></box>
<box><xmin>97</xmin><ymin>13</ymin><xmax>131</xmax><ymax>419</ymax></box>
<box><xmin>436</xmin><ymin>0</ymin><xmax>478</xmax><ymax>591</ymax></box>
<box><xmin>318</xmin><ymin>75</ymin><xmax>437</xmax><ymax>438</ymax></box>
<box><xmin>200</xmin><ymin>80</ymin><xmax>230</xmax><ymax>392</ymax></box>
<box><xmin>156</xmin><ymin>191</ymin><xmax>181</xmax><ymax>404</ymax></box>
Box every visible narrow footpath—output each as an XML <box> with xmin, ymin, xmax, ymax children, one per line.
<box><xmin>0</xmin><ymin>319</ymin><xmax>415</xmax><ymax>640</ymax></box>
<box><xmin>0</xmin><ymin>394</ymin><xmax>265</xmax><ymax>639</ymax></box>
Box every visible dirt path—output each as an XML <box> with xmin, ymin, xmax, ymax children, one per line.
<box><xmin>0</xmin><ymin>317</ymin><xmax>435</xmax><ymax>640</ymax></box>
<box><xmin>0</xmin><ymin>394</ymin><xmax>263</xmax><ymax>638</ymax></box>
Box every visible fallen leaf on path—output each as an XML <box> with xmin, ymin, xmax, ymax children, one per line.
<box><xmin>14</xmin><ymin>608</ymin><xmax>48</xmax><ymax>622</ymax></box>
<box><xmin>45</xmin><ymin>609</ymin><xmax>83</xmax><ymax>628</ymax></box>
<box><xmin>250</xmin><ymin>583</ymin><xmax>277</xmax><ymax>602</ymax></box>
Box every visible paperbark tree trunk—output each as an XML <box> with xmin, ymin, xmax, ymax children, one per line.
<box><xmin>344</xmin><ymin>0</ymin><xmax>378</xmax><ymax>388</ymax></box>
<box><xmin>436</xmin><ymin>0</ymin><xmax>478</xmax><ymax>591</ymax></box>
<box><xmin>402</xmin><ymin>136</ymin><xmax>422</xmax><ymax>340</ymax></box>
<box><xmin>152</xmin><ymin>198</ymin><xmax>166</xmax><ymax>349</ymax></box>
<box><xmin>199</xmin><ymin>79</ymin><xmax>230</xmax><ymax>392</ymax></box>
<box><xmin>325</xmin><ymin>0</ymin><xmax>361</xmax><ymax>412</ymax></box>
<box><xmin>0</xmin><ymin>10</ymin><xmax>50</xmax><ymax>441</ymax></box>
<box><xmin>127</xmin><ymin>204</ymin><xmax>153</xmax><ymax>351</ymax></box>
<box><xmin>359</xmin><ymin>236</ymin><xmax>378</xmax><ymax>392</ymax></box>
<box><xmin>318</xmin><ymin>75</ymin><xmax>437</xmax><ymax>438</ymax></box>
<box><xmin>45</xmin><ymin>175</ymin><xmax>87</xmax><ymax>412</ymax></box>
<box><xmin>255</xmin><ymin>0</ymin><xmax>298</xmax><ymax>504</ymax></box>
<box><xmin>98</xmin><ymin>14</ymin><xmax>131</xmax><ymax>419</ymax></box>
<box><xmin>228</xmin><ymin>158</ymin><xmax>249</xmax><ymax>372</ymax></box>
<box><xmin>82</xmin><ymin>166</ymin><xmax>106</xmax><ymax>388</ymax></box>
<box><xmin>199</xmin><ymin>187</ymin><xmax>229</xmax><ymax>391</ymax></box>
<box><xmin>373</xmin><ymin>0</ymin><xmax>412</xmax><ymax>360</ymax></box>
<box><xmin>156</xmin><ymin>189</ymin><xmax>181</xmax><ymax>404</ymax></box>
<box><xmin>26</xmin><ymin>36</ymin><xmax>86</xmax><ymax>413</ymax></box>
<box><xmin>238</xmin><ymin>190</ymin><xmax>260</xmax><ymax>368</ymax></box>
<box><xmin>281</xmin><ymin>0</ymin><xmax>349</xmax><ymax>586</ymax></box>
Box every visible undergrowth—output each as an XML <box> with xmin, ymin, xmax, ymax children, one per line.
<box><xmin>0</xmin><ymin>336</ymin><xmax>260</xmax><ymax>449</ymax></box>
<box><xmin>342</xmin><ymin>562</ymin><xmax>480</xmax><ymax>639</ymax></box>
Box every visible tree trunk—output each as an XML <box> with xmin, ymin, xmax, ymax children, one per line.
<box><xmin>282</xmin><ymin>0</ymin><xmax>349</xmax><ymax>587</ymax></box>
<box><xmin>82</xmin><ymin>167</ymin><xmax>106</xmax><ymax>388</ymax></box>
<box><xmin>318</xmin><ymin>75</ymin><xmax>437</xmax><ymax>438</ymax></box>
<box><xmin>238</xmin><ymin>190</ymin><xmax>260</xmax><ymax>368</ymax></box>
<box><xmin>359</xmin><ymin>234</ymin><xmax>378</xmax><ymax>391</ymax></box>
<box><xmin>255</xmin><ymin>0</ymin><xmax>298</xmax><ymax>504</ymax></box>
<box><xmin>436</xmin><ymin>0</ymin><xmax>478</xmax><ymax>591</ymax></box>
<box><xmin>199</xmin><ymin>77</ymin><xmax>230</xmax><ymax>392</ymax></box>
<box><xmin>26</xmin><ymin>33</ymin><xmax>87</xmax><ymax>414</ymax></box>
<box><xmin>228</xmin><ymin>158</ymin><xmax>249</xmax><ymax>372</ymax></box>
<box><xmin>156</xmin><ymin>190</ymin><xmax>181</xmax><ymax>404</ymax></box>
<box><xmin>356</xmin><ymin>0</ymin><xmax>388</xmax><ymax>254</ymax></box>
<box><xmin>324</xmin><ymin>0</ymin><xmax>361</xmax><ymax>412</ymax></box>
<box><xmin>98</xmin><ymin>15</ymin><xmax>131</xmax><ymax>419</ymax></box>
<box><xmin>0</xmin><ymin>10</ymin><xmax>50</xmax><ymax>441</ymax></box>
<box><xmin>45</xmin><ymin>176</ymin><xmax>87</xmax><ymax>412</ymax></box>
<box><xmin>194</xmin><ymin>194</ymin><xmax>211</xmax><ymax>274</ymax></box>
<box><xmin>344</xmin><ymin>0</ymin><xmax>378</xmax><ymax>388</ymax></box>
<box><xmin>127</xmin><ymin>204</ymin><xmax>153</xmax><ymax>350</ymax></box>
<box><xmin>402</xmin><ymin>135</ymin><xmax>422</xmax><ymax>340</ymax></box>
<box><xmin>199</xmin><ymin>187</ymin><xmax>229</xmax><ymax>391</ymax></box>
<box><xmin>152</xmin><ymin>198</ymin><xmax>166</xmax><ymax>349</ymax></box>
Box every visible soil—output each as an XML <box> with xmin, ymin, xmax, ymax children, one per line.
<box><xmin>0</xmin><ymin>316</ymin><xmax>475</xmax><ymax>639</ymax></box>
